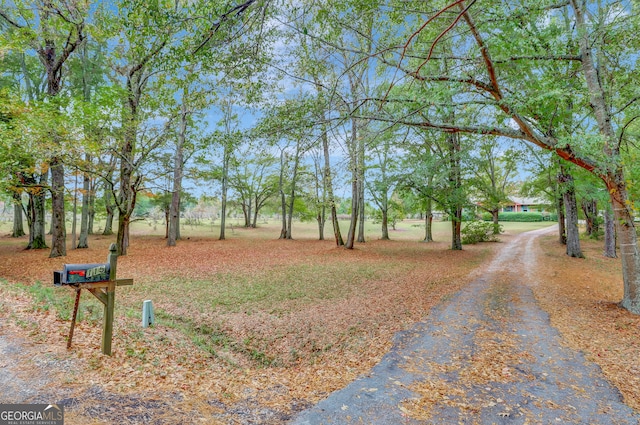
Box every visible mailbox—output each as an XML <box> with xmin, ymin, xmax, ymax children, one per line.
<box><xmin>53</xmin><ymin>263</ymin><xmax>111</xmax><ymax>286</ymax></box>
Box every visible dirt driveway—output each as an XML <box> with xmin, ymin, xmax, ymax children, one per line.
<box><xmin>292</xmin><ymin>227</ymin><xmax>639</xmax><ymax>424</ymax></box>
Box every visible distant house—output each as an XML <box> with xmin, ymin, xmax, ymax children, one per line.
<box><xmin>501</xmin><ymin>197</ymin><xmax>549</xmax><ymax>213</ymax></box>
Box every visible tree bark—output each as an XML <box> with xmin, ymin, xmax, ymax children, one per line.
<box><xmin>11</xmin><ymin>192</ymin><xmax>25</xmax><ymax>237</ymax></box>
<box><xmin>491</xmin><ymin>209</ymin><xmax>500</xmax><ymax>235</ymax></box>
<box><xmin>607</xmin><ymin>175</ymin><xmax>640</xmax><ymax>312</ymax></box>
<box><xmin>116</xmin><ymin>114</ymin><xmax>136</xmax><ymax>255</ymax></box>
<box><xmin>320</xmin><ymin>101</ymin><xmax>343</xmax><ymax>246</ymax></box>
<box><xmin>345</xmin><ymin>117</ymin><xmax>359</xmax><ymax>249</ymax></box>
<box><xmin>423</xmin><ymin>195</ymin><xmax>434</xmax><ymax>243</ymax></box>
<box><xmin>164</xmin><ymin>208</ymin><xmax>169</xmax><ymax>238</ymax></box>
<box><xmin>603</xmin><ymin>207</ymin><xmax>616</xmax><ymax>258</ymax></box>
<box><xmin>279</xmin><ymin>150</ymin><xmax>287</xmax><ymax>240</ymax></box>
<box><xmin>451</xmin><ymin>206</ymin><xmax>462</xmax><ymax>251</ymax></box>
<box><xmin>78</xmin><ymin>160</ymin><xmax>90</xmax><ymax>249</ymax></box>
<box><xmin>381</xmin><ymin>207</ymin><xmax>389</xmax><ymax>240</ymax></box>
<box><xmin>27</xmin><ymin>183</ymin><xmax>48</xmax><ymax>250</ymax></box>
<box><xmin>317</xmin><ymin>204</ymin><xmax>325</xmax><ymax>240</ymax></box>
<box><xmin>252</xmin><ymin>198</ymin><xmax>258</xmax><ymax>228</ymax></box>
<box><xmin>219</xmin><ymin>143</ymin><xmax>230</xmax><ymax>241</ymax></box>
<box><xmin>345</xmin><ymin>175</ymin><xmax>358</xmax><ymax>249</ymax></box>
<box><xmin>87</xmin><ymin>176</ymin><xmax>96</xmax><ymax>235</ymax></box>
<box><xmin>168</xmin><ymin>100</ymin><xmax>187</xmax><ymax>247</ymax></box>
<box><xmin>103</xmin><ymin>189</ymin><xmax>115</xmax><ymax>236</ymax></box>
<box><xmin>357</xmin><ymin>140</ymin><xmax>366</xmax><ymax>243</ymax></box>
<box><xmin>556</xmin><ymin>181</ymin><xmax>566</xmax><ymax>245</ymax></box>
<box><xmin>448</xmin><ymin>133</ymin><xmax>462</xmax><ymax>250</ymax></box>
<box><xmin>422</xmin><ymin>176</ymin><xmax>434</xmax><ymax>242</ymax></box>
<box><xmin>49</xmin><ymin>157</ymin><xmax>66</xmax><ymax>257</ymax></box>
<box><xmin>581</xmin><ymin>198</ymin><xmax>598</xmax><ymax>238</ymax></box>
<box><xmin>559</xmin><ymin>171</ymin><xmax>583</xmax><ymax>258</ymax></box>
<box><xmin>425</xmin><ymin>212</ymin><xmax>434</xmax><ymax>242</ymax></box>
<box><xmin>71</xmin><ymin>170</ymin><xmax>78</xmax><ymax>249</ymax></box>
<box><xmin>285</xmin><ymin>144</ymin><xmax>301</xmax><ymax>240</ymax></box>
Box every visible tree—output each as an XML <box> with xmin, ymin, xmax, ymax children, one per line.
<box><xmin>11</xmin><ymin>192</ymin><xmax>25</xmax><ymax>237</ymax></box>
<box><xmin>1</xmin><ymin>0</ymin><xmax>86</xmax><ymax>256</ymax></box>
<box><xmin>469</xmin><ymin>138</ymin><xmax>519</xmax><ymax>234</ymax></box>
<box><xmin>377</xmin><ymin>1</ymin><xmax>640</xmax><ymax>312</ymax></box>
<box><xmin>0</xmin><ymin>92</ymin><xmax>27</xmax><ymax>238</ymax></box>
<box><xmin>366</xmin><ymin>128</ymin><xmax>403</xmax><ymax>240</ymax></box>
<box><xmin>399</xmin><ymin>129</ymin><xmax>440</xmax><ymax>243</ymax></box>
<box><xmin>558</xmin><ymin>164</ymin><xmax>584</xmax><ymax>258</ymax></box>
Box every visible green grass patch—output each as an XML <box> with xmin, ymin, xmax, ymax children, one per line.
<box><xmin>148</xmin><ymin>262</ymin><xmax>398</xmax><ymax>314</ymax></box>
<box><xmin>0</xmin><ymin>279</ymin><xmax>103</xmax><ymax>324</ymax></box>
<box><xmin>21</xmin><ymin>281</ymin><xmax>74</xmax><ymax>320</ymax></box>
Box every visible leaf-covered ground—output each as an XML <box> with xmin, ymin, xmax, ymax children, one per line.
<box><xmin>1</xmin><ymin>221</ymin><xmax>637</xmax><ymax>423</ymax></box>
<box><xmin>532</xmin><ymin>234</ymin><xmax>640</xmax><ymax>412</ymax></box>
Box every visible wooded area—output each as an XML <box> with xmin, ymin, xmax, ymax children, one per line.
<box><xmin>1</xmin><ymin>1</ymin><xmax>639</xmax><ymax>311</ymax></box>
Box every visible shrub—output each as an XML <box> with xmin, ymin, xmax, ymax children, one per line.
<box><xmin>481</xmin><ymin>212</ymin><xmax>558</xmax><ymax>222</ymax></box>
<box><xmin>461</xmin><ymin>221</ymin><xmax>502</xmax><ymax>244</ymax></box>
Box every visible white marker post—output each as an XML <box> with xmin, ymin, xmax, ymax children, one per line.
<box><xmin>142</xmin><ymin>300</ymin><xmax>155</xmax><ymax>328</ymax></box>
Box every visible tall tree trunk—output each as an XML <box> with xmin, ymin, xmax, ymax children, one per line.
<box><xmin>603</xmin><ymin>207</ymin><xmax>616</xmax><ymax>259</ymax></box>
<box><xmin>424</xmin><ymin>211</ymin><xmax>434</xmax><ymax>242</ymax></box>
<box><xmin>581</xmin><ymin>198</ymin><xmax>598</xmax><ymax>238</ymax></box>
<box><xmin>556</xmin><ymin>181</ymin><xmax>567</xmax><ymax>245</ymax></box>
<box><xmin>31</xmin><ymin>173</ymin><xmax>48</xmax><ymax>249</ymax></box>
<box><xmin>49</xmin><ymin>157</ymin><xmax>66</xmax><ymax>257</ymax></box>
<box><xmin>381</xmin><ymin>205</ymin><xmax>389</xmax><ymax>240</ymax></box>
<box><xmin>448</xmin><ymin>133</ymin><xmax>462</xmax><ymax>251</ymax></box>
<box><xmin>607</xmin><ymin>176</ymin><xmax>640</xmax><ymax>312</ymax></box>
<box><xmin>451</xmin><ymin>206</ymin><xmax>462</xmax><ymax>251</ymax></box>
<box><xmin>423</xmin><ymin>176</ymin><xmax>434</xmax><ymax>242</ymax></box>
<box><xmin>285</xmin><ymin>145</ymin><xmax>301</xmax><ymax>240</ymax></box>
<box><xmin>345</xmin><ymin>118</ymin><xmax>359</xmax><ymax>249</ymax></box>
<box><xmin>279</xmin><ymin>150</ymin><xmax>287</xmax><ymax>240</ymax></box>
<box><xmin>491</xmin><ymin>209</ymin><xmax>500</xmax><ymax>235</ymax></box>
<box><xmin>253</xmin><ymin>197</ymin><xmax>261</xmax><ymax>229</ymax></box>
<box><xmin>71</xmin><ymin>169</ymin><xmax>78</xmax><ymax>249</ymax></box>
<box><xmin>27</xmin><ymin>185</ymin><xmax>48</xmax><ymax>250</ymax></box>
<box><xmin>320</xmin><ymin>102</ymin><xmax>343</xmax><ymax>246</ymax></box>
<box><xmin>78</xmin><ymin>160</ymin><xmax>90</xmax><ymax>249</ymax></box>
<box><xmin>345</xmin><ymin>175</ymin><xmax>358</xmax><ymax>250</ymax></box>
<box><xmin>116</xmin><ymin>116</ymin><xmax>136</xmax><ymax>255</ymax></box>
<box><xmin>313</xmin><ymin>156</ymin><xmax>325</xmax><ymax>240</ymax></box>
<box><xmin>87</xmin><ymin>176</ymin><xmax>96</xmax><ymax>235</ymax></box>
<box><xmin>164</xmin><ymin>208</ymin><xmax>169</xmax><ymax>238</ymax></box>
<box><xmin>559</xmin><ymin>170</ymin><xmax>584</xmax><ymax>258</ymax></box>
<box><xmin>219</xmin><ymin>144</ymin><xmax>230</xmax><ymax>241</ymax></box>
<box><xmin>168</xmin><ymin>100</ymin><xmax>187</xmax><ymax>247</ymax></box>
<box><xmin>116</xmin><ymin>213</ymin><xmax>130</xmax><ymax>256</ymax></box>
<box><xmin>11</xmin><ymin>192</ymin><xmax>25</xmax><ymax>237</ymax></box>
<box><xmin>357</xmin><ymin>139</ymin><xmax>366</xmax><ymax>243</ymax></box>
<box><xmin>317</xmin><ymin>204</ymin><xmax>325</xmax><ymax>240</ymax></box>
<box><xmin>246</xmin><ymin>201</ymin><xmax>253</xmax><ymax>229</ymax></box>
<box><xmin>103</xmin><ymin>195</ymin><xmax>115</xmax><ymax>235</ymax></box>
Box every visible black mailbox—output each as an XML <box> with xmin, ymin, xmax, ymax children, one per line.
<box><xmin>53</xmin><ymin>263</ymin><xmax>111</xmax><ymax>286</ymax></box>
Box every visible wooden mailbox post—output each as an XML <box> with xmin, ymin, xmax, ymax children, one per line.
<box><xmin>57</xmin><ymin>243</ymin><xmax>133</xmax><ymax>355</ymax></box>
